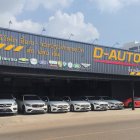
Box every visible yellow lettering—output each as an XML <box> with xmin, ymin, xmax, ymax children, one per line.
<box><xmin>134</xmin><ymin>53</ymin><xmax>140</xmax><ymax>63</ymax></box>
<box><xmin>108</xmin><ymin>50</ymin><xmax>117</xmax><ymax>60</ymax></box>
<box><xmin>126</xmin><ymin>52</ymin><xmax>133</xmax><ymax>62</ymax></box>
<box><xmin>118</xmin><ymin>51</ymin><xmax>126</xmax><ymax>61</ymax></box>
<box><xmin>93</xmin><ymin>47</ymin><xmax>103</xmax><ymax>59</ymax></box>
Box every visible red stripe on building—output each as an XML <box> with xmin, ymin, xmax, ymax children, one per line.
<box><xmin>94</xmin><ymin>59</ymin><xmax>139</xmax><ymax>67</ymax></box>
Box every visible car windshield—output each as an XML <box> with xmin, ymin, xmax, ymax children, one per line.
<box><xmin>0</xmin><ymin>94</ymin><xmax>13</xmax><ymax>99</ymax></box>
<box><xmin>134</xmin><ymin>98</ymin><xmax>140</xmax><ymax>100</ymax></box>
<box><xmin>71</xmin><ymin>97</ymin><xmax>82</xmax><ymax>101</ymax></box>
<box><xmin>87</xmin><ymin>96</ymin><xmax>100</xmax><ymax>100</ymax></box>
<box><xmin>24</xmin><ymin>95</ymin><xmax>40</xmax><ymax>100</ymax></box>
<box><xmin>101</xmin><ymin>96</ymin><xmax>114</xmax><ymax>100</ymax></box>
<box><xmin>49</xmin><ymin>97</ymin><xmax>63</xmax><ymax>101</ymax></box>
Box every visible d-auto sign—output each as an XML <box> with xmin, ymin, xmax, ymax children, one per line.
<box><xmin>0</xmin><ymin>27</ymin><xmax>140</xmax><ymax>76</ymax></box>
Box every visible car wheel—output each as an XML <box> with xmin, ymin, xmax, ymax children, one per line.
<box><xmin>91</xmin><ymin>104</ymin><xmax>95</xmax><ymax>111</ymax></box>
<box><xmin>22</xmin><ymin>105</ymin><xmax>26</xmax><ymax>114</ymax></box>
<box><xmin>128</xmin><ymin>102</ymin><xmax>132</xmax><ymax>108</ymax></box>
<box><xmin>70</xmin><ymin>105</ymin><xmax>74</xmax><ymax>112</ymax></box>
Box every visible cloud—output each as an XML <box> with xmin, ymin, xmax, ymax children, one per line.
<box><xmin>24</xmin><ymin>0</ymin><xmax>73</xmax><ymax>11</ymax></box>
<box><xmin>90</xmin><ymin>0</ymin><xmax>140</xmax><ymax>13</ymax></box>
<box><xmin>0</xmin><ymin>0</ymin><xmax>24</xmax><ymax>15</ymax></box>
<box><xmin>46</xmin><ymin>11</ymin><xmax>99</xmax><ymax>42</ymax></box>
<box><xmin>0</xmin><ymin>0</ymin><xmax>99</xmax><ymax>42</ymax></box>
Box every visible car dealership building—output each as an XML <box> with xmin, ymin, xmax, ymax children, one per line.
<box><xmin>0</xmin><ymin>27</ymin><xmax>140</xmax><ymax>101</ymax></box>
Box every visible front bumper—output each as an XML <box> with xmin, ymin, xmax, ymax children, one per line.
<box><xmin>25</xmin><ymin>105</ymin><xmax>47</xmax><ymax>114</ymax></box>
<box><xmin>0</xmin><ymin>105</ymin><xmax>18</xmax><ymax>114</ymax></box>
<box><xmin>94</xmin><ymin>104</ymin><xmax>109</xmax><ymax>111</ymax></box>
<box><xmin>50</xmin><ymin>106</ymin><xmax>70</xmax><ymax>112</ymax></box>
<box><xmin>74</xmin><ymin>105</ymin><xmax>91</xmax><ymax>112</ymax></box>
<box><xmin>109</xmin><ymin>104</ymin><xmax>124</xmax><ymax>110</ymax></box>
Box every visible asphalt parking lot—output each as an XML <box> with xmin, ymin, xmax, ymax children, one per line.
<box><xmin>1</xmin><ymin>109</ymin><xmax>140</xmax><ymax>140</ymax></box>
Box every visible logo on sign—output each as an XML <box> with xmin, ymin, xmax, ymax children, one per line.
<box><xmin>73</xmin><ymin>64</ymin><xmax>81</xmax><ymax>69</ymax></box>
<box><xmin>81</xmin><ymin>63</ymin><xmax>91</xmax><ymax>68</ymax></box>
<box><xmin>18</xmin><ymin>58</ymin><xmax>29</xmax><ymax>64</ymax></box>
<box><xmin>39</xmin><ymin>60</ymin><xmax>47</xmax><ymax>65</ymax></box>
<box><xmin>63</xmin><ymin>62</ymin><xmax>67</xmax><ymax>67</ymax></box>
<box><xmin>49</xmin><ymin>60</ymin><xmax>58</xmax><ymax>67</ymax></box>
<box><xmin>58</xmin><ymin>61</ymin><xmax>63</xmax><ymax>68</ymax></box>
<box><xmin>30</xmin><ymin>58</ymin><xmax>38</xmax><ymax>65</ymax></box>
<box><xmin>68</xmin><ymin>62</ymin><xmax>73</xmax><ymax>68</ymax></box>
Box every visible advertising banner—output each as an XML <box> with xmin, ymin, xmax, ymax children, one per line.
<box><xmin>0</xmin><ymin>27</ymin><xmax>140</xmax><ymax>76</ymax></box>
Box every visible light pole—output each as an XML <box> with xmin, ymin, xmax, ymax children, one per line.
<box><xmin>112</xmin><ymin>42</ymin><xmax>119</xmax><ymax>48</ymax></box>
<box><xmin>69</xmin><ymin>33</ymin><xmax>74</xmax><ymax>40</ymax></box>
<box><xmin>41</xmin><ymin>27</ymin><xmax>46</xmax><ymax>35</ymax></box>
<box><xmin>9</xmin><ymin>20</ymin><xmax>12</xmax><ymax>29</ymax></box>
<box><xmin>93</xmin><ymin>38</ymin><xmax>98</xmax><ymax>44</ymax></box>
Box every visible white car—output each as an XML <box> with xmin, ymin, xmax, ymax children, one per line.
<box><xmin>16</xmin><ymin>95</ymin><xmax>47</xmax><ymax>114</ymax></box>
<box><xmin>97</xmin><ymin>96</ymin><xmax>124</xmax><ymax>110</ymax></box>
<box><xmin>63</xmin><ymin>96</ymin><xmax>91</xmax><ymax>112</ymax></box>
<box><xmin>81</xmin><ymin>96</ymin><xmax>109</xmax><ymax>111</ymax></box>
<box><xmin>0</xmin><ymin>94</ymin><xmax>18</xmax><ymax>115</ymax></box>
<box><xmin>42</xmin><ymin>96</ymin><xmax>70</xmax><ymax>113</ymax></box>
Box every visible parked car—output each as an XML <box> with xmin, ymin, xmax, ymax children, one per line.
<box><xmin>123</xmin><ymin>97</ymin><xmax>140</xmax><ymax>108</ymax></box>
<box><xmin>16</xmin><ymin>95</ymin><xmax>47</xmax><ymax>114</ymax></box>
<box><xmin>81</xmin><ymin>96</ymin><xmax>109</xmax><ymax>111</ymax></box>
<box><xmin>63</xmin><ymin>96</ymin><xmax>91</xmax><ymax>112</ymax></box>
<box><xmin>0</xmin><ymin>94</ymin><xmax>18</xmax><ymax>115</ymax></box>
<box><xmin>42</xmin><ymin>96</ymin><xmax>70</xmax><ymax>113</ymax></box>
<box><xmin>96</xmin><ymin>96</ymin><xmax>124</xmax><ymax>110</ymax></box>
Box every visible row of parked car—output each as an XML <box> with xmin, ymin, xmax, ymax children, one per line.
<box><xmin>0</xmin><ymin>94</ymin><xmax>133</xmax><ymax>115</ymax></box>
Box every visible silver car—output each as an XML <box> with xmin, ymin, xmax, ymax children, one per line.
<box><xmin>97</xmin><ymin>96</ymin><xmax>124</xmax><ymax>110</ymax></box>
<box><xmin>63</xmin><ymin>96</ymin><xmax>91</xmax><ymax>112</ymax></box>
<box><xmin>17</xmin><ymin>95</ymin><xmax>47</xmax><ymax>114</ymax></box>
<box><xmin>81</xmin><ymin>96</ymin><xmax>109</xmax><ymax>111</ymax></box>
<box><xmin>0</xmin><ymin>94</ymin><xmax>18</xmax><ymax>115</ymax></box>
<box><xmin>42</xmin><ymin>96</ymin><xmax>70</xmax><ymax>113</ymax></box>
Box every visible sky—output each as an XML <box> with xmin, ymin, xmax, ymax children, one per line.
<box><xmin>0</xmin><ymin>0</ymin><xmax>140</xmax><ymax>47</ymax></box>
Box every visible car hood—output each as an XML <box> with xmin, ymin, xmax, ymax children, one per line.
<box><xmin>24</xmin><ymin>100</ymin><xmax>45</xmax><ymax>105</ymax></box>
<box><xmin>49</xmin><ymin>101</ymin><xmax>69</xmax><ymax>106</ymax></box>
<box><xmin>89</xmin><ymin>100</ymin><xmax>108</xmax><ymax>104</ymax></box>
<box><xmin>0</xmin><ymin>99</ymin><xmax>16</xmax><ymax>104</ymax></box>
<box><xmin>105</xmin><ymin>100</ymin><xmax>123</xmax><ymax>104</ymax></box>
<box><xmin>70</xmin><ymin>101</ymin><xmax>90</xmax><ymax>105</ymax></box>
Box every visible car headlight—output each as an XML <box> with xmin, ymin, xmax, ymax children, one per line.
<box><xmin>25</xmin><ymin>104</ymin><xmax>32</xmax><ymax>107</ymax></box>
<box><xmin>74</xmin><ymin>104</ymin><xmax>81</xmax><ymax>106</ymax></box>
<box><xmin>51</xmin><ymin>104</ymin><xmax>57</xmax><ymax>107</ymax></box>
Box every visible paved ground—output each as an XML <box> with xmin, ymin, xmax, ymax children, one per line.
<box><xmin>0</xmin><ymin>109</ymin><xmax>140</xmax><ymax>140</ymax></box>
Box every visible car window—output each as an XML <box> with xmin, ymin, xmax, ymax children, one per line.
<box><xmin>0</xmin><ymin>94</ymin><xmax>13</xmax><ymax>99</ymax></box>
<box><xmin>70</xmin><ymin>97</ymin><xmax>82</xmax><ymax>101</ymax></box>
<box><xmin>81</xmin><ymin>97</ymin><xmax>88</xmax><ymax>101</ymax></box>
<box><xmin>24</xmin><ymin>95</ymin><xmax>40</xmax><ymax>100</ymax></box>
<box><xmin>42</xmin><ymin>97</ymin><xmax>48</xmax><ymax>102</ymax></box>
<box><xmin>101</xmin><ymin>96</ymin><xmax>114</xmax><ymax>100</ymax></box>
<box><xmin>87</xmin><ymin>96</ymin><xmax>100</xmax><ymax>100</ymax></box>
<box><xmin>134</xmin><ymin>98</ymin><xmax>140</xmax><ymax>101</ymax></box>
<box><xmin>49</xmin><ymin>97</ymin><xmax>63</xmax><ymax>101</ymax></box>
<box><xmin>63</xmin><ymin>97</ymin><xmax>70</xmax><ymax>101</ymax></box>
